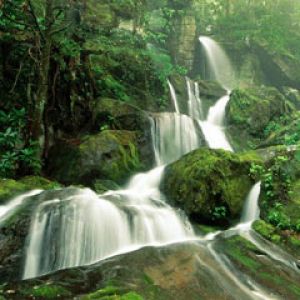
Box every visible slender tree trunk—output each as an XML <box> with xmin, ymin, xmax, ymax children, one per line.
<box><xmin>31</xmin><ymin>0</ymin><xmax>53</xmax><ymax>158</ymax></box>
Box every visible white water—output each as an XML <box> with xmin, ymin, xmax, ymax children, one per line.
<box><xmin>167</xmin><ymin>80</ymin><xmax>180</xmax><ymax>113</ymax></box>
<box><xmin>241</xmin><ymin>182</ymin><xmax>261</xmax><ymax>224</ymax></box>
<box><xmin>150</xmin><ymin>112</ymin><xmax>201</xmax><ymax>165</ymax></box>
<box><xmin>23</xmin><ymin>112</ymin><xmax>197</xmax><ymax>279</ymax></box>
<box><xmin>0</xmin><ymin>190</ymin><xmax>43</xmax><ymax>224</ymax></box>
<box><xmin>186</xmin><ymin>77</ymin><xmax>204</xmax><ymax>120</ymax></box>
<box><xmin>186</xmin><ymin>78</ymin><xmax>233</xmax><ymax>151</ymax></box>
<box><xmin>199</xmin><ymin>36</ymin><xmax>235</xmax><ymax>91</ymax></box>
<box><xmin>199</xmin><ymin>97</ymin><xmax>233</xmax><ymax>152</ymax></box>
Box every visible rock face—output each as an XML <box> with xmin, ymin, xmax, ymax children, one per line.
<box><xmin>47</xmin><ymin>130</ymin><xmax>152</xmax><ymax>185</ymax></box>
<box><xmin>167</xmin><ymin>12</ymin><xmax>197</xmax><ymax>71</ymax></box>
<box><xmin>2</xmin><ymin>237</ymin><xmax>300</xmax><ymax>300</ymax></box>
<box><xmin>226</xmin><ymin>86</ymin><xmax>296</xmax><ymax>151</ymax></box>
<box><xmin>254</xmin><ymin>42</ymin><xmax>300</xmax><ymax>89</ymax></box>
<box><xmin>161</xmin><ymin>148</ymin><xmax>255</xmax><ymax>225</ymax></box>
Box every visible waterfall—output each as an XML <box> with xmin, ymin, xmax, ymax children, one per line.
<box><xmin>167</xmin><ymin>80</ymin><xmax>180</xmax><ymax>113</ymax></box>
<box><xmin>199</xmin><ymin>93</ymin><xmax>233</xmax><ymax>152</ymax></box>
<box><xmin>185</xmin><ymin>77</ymin><xmax>233</xmax><ymax>151</ymax></box>
<box><xmin>188</xmin><ymin>36</ymin><xmax>235</xmax><ymax>151</ymax></box>
<box><xmin>199</xmin><ymin>36</ymin><xmax>235</xmax><ymax>90</ymax></box>
<box><xmin>150</xmin><ymin>112</ymin><xmax>201</xmax><ymax>165</ymax></box>
<box><xmin>23</xmin><ymin>112</ymin><xmax>198</xmax><ymax>279</ymax></box>
<box><xmin>186</xmin><ymin>78</ymin><xmax>204</xmax><ymax>120</ymax></box>
<box><xmin>0</xmin><ymin>190</ymin><xmax>43</xmax><ymax>224</ymax></box>
<box><xmin>240</xmin><ymin>182</ymin><xmax>261</xmax><ymax>224</ymax></box>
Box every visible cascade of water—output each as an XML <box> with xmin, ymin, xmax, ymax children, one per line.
<box><xmin>0</xmin><ymin>190</ymin><xmax>43</xmax><ymax>224</ymax></box>
<box><xmin>186</xmin><ymin>36</ymin><xmax>235</xmax><ymax>151</ymax></box>
<box><xmin>150</xmin><ymin>112</ymin><xmax>201</xmax><ymax>165</ymax></box>
<box><xmin>199</xmin><ymin>92</ymin><xmax>233</xmax><ymax>152</ymax></box>
<box><xmin>240</xmin><ymin>182</ymin><xmax>261</xmax><ymax>224</ymax></box>
<box><xmin>186</xmin><ymin>78</ymin><xmax>204</xmax><ymax>121</ymax></box>
<box><xmin>23</xmin><ymin>112</ymin><xmax>198</xmax><ymax>279</ymax></box>
<box><xmin>167</xmin><ymin>80</ymin><xmax>180</xmax><ymax>114</ymax></box>
<box><xmin>186</xmin><ymin>78</ymin><xmax>233</xmax><ymax>151</ymax></box>
<box><xmin>199</xmin><ymin>36</ymin><xmax>235</xmax><ymax>90</ymax></box>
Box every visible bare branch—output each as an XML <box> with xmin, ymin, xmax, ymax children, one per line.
<box><xmin>9</xmin><ymin>61</ymin><xmax>24</xmax><ymax>94</ymax></box>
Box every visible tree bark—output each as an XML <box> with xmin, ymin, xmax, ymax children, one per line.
<box><xmin>31</xmin><ymin>0</ymin><xmax>53</xmax><ymax>158</ymax></box>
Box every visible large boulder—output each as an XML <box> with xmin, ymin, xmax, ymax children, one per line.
<box><xmin>161</xmin><ymin>148</ymin><xmax>257</xmax><ymax>225</ymax></box>
<box><xmin>2</xmin><ymin>237</ymin><xmax>300</xmax><ymax>300</ymax></box>
<box><xmin>47</xmin><ymin>130</ymin><xmax>153</xmax><ymax>185</ymax></box>
<box><xmin>226</xmin><ymin>86</ymin><xmax>296</xmax><ymax>151</ymax></box>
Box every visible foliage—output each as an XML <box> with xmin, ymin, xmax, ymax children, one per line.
<box><xmin>211</xmin><ymin>206</ymin><xmax>227</xmax><ymax>221</ymax></box>
<box><xmin>197</xmin><ymin>0</ymin><xmax>300</xmax><ymax>61</ymax></box>
<box><xmin>0</xmin><ymin>109</ymin><xmax>41</xmax><ymax>178</ymax></box>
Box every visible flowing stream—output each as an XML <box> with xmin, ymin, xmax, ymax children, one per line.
<box><xmin>15</xmin><ymin>35</ymin><xmax>299</xmax><ymax>298</ymax></box>
<box><xmin>23</xmin><ymin>112</ymin><xmax>200</xmax><ymax>279</ymax></box>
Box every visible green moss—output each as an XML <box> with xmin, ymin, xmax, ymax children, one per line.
<box><xmin>85</xmin><ymin>287</ymin><xmax>143</xmax><ymax>300</ymax></box>
<box><xmin>224</xmin><ymin>236</ymin><xmax>261</xmax><ymax>270</ymax></box>
<box><xmin>120</xmin><ymin>292</ymin><xmax>143</xmax><ymax>300</ymax></box>
<box><xmin>162</xmin><ymin>148</ymin><xmax>254</xmax><ymax>225</ymax></box>
<box><xmin>86</xmin><ymin>286</ymin><xmax>120</xmax><ymax>299</ymax></box>
<box><xmin>21</xmin><ymin>284</ymin><xmax>71</xmax><ymax>299</ymax></box>
<box><xmin>0</xmin><ymin>176</ymin><xmax>59</xmax><ymax>205</ymax></box>
<box><xmin>260</xmin><ymin>272</ymin><xmax>284</xmax><ymax>285</ymax></box>
<box><xmin>227</xmin><ymin>86</ymin><xmax>297</xmax><ymax>150</ymax></box>
<box><xmin>48</xmin><ymin>130</ymin><xmax>144</xmax><ymax>185</ymax></box>
<box><xmin>252</xmin><ymin>220</ymin><xmax>276</xmax><ymax>239</ymax></box>
<box><xmin>289</xmin><ymin>236</ymin><xmax>300</xmax><ymax>247</ymax></box>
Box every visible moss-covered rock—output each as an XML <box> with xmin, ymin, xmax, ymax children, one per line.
<box><xmin>161</xmin><ymin>148</ymin><xmax>256</xmax><ymax>225</ymax></box>
<box><xmin>47</xmin><ymin>130</ymin><xmax>151</xmax><ymax>185</ymax></box>
<box><xmin>215</xmin><ymin>235</ymin><xmax>300</xmax><ymax>299</ymax></box>
<box><xmin>226</xmin><ymin>86</ymin><xmax>296</xmax><ymax>150</ymax></box>
<box><xmin>0</xmin><ymin>176</ymin><xmax>59</xmax><ymax>205</ymax></box>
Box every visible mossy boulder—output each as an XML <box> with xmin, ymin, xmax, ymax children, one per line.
<box><xmin>161</xmin><ymin>148</ymin><xmax>256</xmax><ymax>225</ymax></box>
<box><xmin>47</xmin><ymin>130</ymin><xmax>152</xmax><ymax>185</ymax></box>
<box><xmin>226</xmin><ymin>86</ymin><xmax>296</xmax><ymax>150</ymax></box>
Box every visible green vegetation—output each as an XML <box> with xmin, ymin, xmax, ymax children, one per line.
<box><xmin>20</xmin><ymin>284</ymin><xmax>71</xmax><ymax>299</ymax></box>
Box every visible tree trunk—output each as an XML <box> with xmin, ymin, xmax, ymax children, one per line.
<box><xmin>31</xmin><ymin>0</ymin><xmax>53</xmax><ymax>158</ymax></box>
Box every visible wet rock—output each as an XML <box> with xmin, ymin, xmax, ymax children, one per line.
<box><xmin>2</xmin><ymin>237</ymin><xmax>300</xmax><ymax>299</ymax></box>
